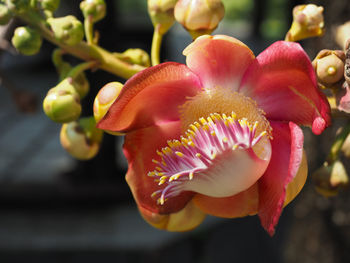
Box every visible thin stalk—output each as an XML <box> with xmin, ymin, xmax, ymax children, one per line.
<box><xmin>151</xmin><ymin>24</ymin><xmax>163</xmax><ymax>66</ymax></box>
<box><xmin>84</xmin><ymin>15</ymin><xmax>94</xmax><ymax>45</ymax></box>
<box><xmin>19</xmin><ymin>10</ymin><xmax>147</xmax><ymax>79</ymax></box>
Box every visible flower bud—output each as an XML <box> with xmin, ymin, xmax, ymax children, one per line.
<box><xmin>0</xmin><ymin>4</ymin><xmax>12</xmax><ymax>25</ymax></box>
<box><xmin>80</xmin><ymin>0</ymin><xmax>106</xmax><ymax>23</ymax></box>
<box><xmin>40</xmin><ymin>0</ymin><xmax>60</xmax><ymax>12</ymax></box>
<box><xmin>5</xmin><ymin>0</ymin><xmax>30</xmax><ymax>13</ymax></box>
<box><xmin>43</xmin><ymin>78</ymin><xmax>82</xmax><ymax>123</ymax></box>
<box><xmin>341</xmin><ymin>133</ymin><xmax>350</xmax><ymax>158</ymax></box>
<box><xmin>313</xmin><ymin>161</ymin><xmax>349</xmax><ymax>197</ymax></box>
<box><xmin>11</xmin><ymin>26</ymin><xmax>42</xmax><ymax>55</ymax></box>
<box><xmin>335</xmin><ymin>21</ymin><xmax>350</xmax><ymax>49</ymax></box>
<box><xmin>115</xmin><ymin>48</ymin><xmax>151</xmax><ymax>67</ymax></box>
<box><xmin>174</xmin><ymin>0</ymin><xmax>225</xmax><ymax>39</ymax></box>
<box><xmin>93</xmin><ymin>81</ymin><xmax>123</xmax><ymax>135</ymax></box>
<box><xmin>285</xmin><ymin>4</ymin><xmax>324</xmax><ymax>42</ymax></box>
<box><xmin>47</xmin><ymin>15</ymin><xmax>84</xmax><ymax>46</ymax></box>
<box><xmin>148</xmin><ymin>0</ymin><xmax>177</xmax><ymax>35</ymax></box>
<box><xmin>60</xmin><ymin>116</ymin><xmax>103</xmax><ymax>160</ymax></box>
<box><xmin>312</xmin><ymin>49</ymin><xmax>345</xmax><ymax>89</ymax></box>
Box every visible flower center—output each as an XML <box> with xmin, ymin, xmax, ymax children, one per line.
<box><xmin>179</xmin><ymin>87</ymin><xmax>272</xmax><ymax>137</ymax></box>
<box><xmin>148</xmin><ymin>113</ymin><xmax>272</xmax><ymax>205</ymax></box>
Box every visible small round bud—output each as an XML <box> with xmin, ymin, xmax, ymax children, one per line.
<box><xmin>11</xmin><ymin>26</ymin><xmax>42</xmax><ymax>55</ymax></box>
<box><xmin>285</xmin><ymin>4</ymin><xmax>324</xmax><ymax>42</ymax></box>
<box><xmin>312</xmin><ymin>49</ymin><xmax>345</xmax><ymax>88</ymax></box>
<box><xmin>0</xmin><ymin>4</ymin><xmax>12</xmax><ymax>25</ymax></box>
<box><xmin>93</xmin><ymin>81</ymin><xmax>123</xmax><ymax>135</ymax></box>
<box><xmin>313</xmin><ymin>161</ymin><xmax>349</xmax><ymax>197</ymax></box>
<box><xmin>40</xmin><ymin>0</ymin><xmax>60</xmax><ymax>12</ymax></box>
<box><xmin>43</xmin><ymin>78</ymin><xmax>82</xmax><ymax>123</ymax></box>
<box><xmin>148</xmin><ymin>0</ymin><xmax>177</xmax><ymax>35</ymax></box>
<box><xmin>47</xmin><ymin>16</ymin><xmax>84</xmax><ymax>46</ymax></box>
<box><xmin>115</xmin><ymin>48</ymin><xmax>151</xmax><ymax>67</ymax></box>
<box><xmin>60</xmin><ymin>116</ymin><xmax>103</xmax><ymax>160</ymax></box>
<box><xmin>174</xmin><ymin>0</ymin><xmax>225</xmax><ymax>39</ymax></box>
<box><xmin>80</xmin><ymin>0</ymin><xmax>106</xmax><ymax>23</ymax></box>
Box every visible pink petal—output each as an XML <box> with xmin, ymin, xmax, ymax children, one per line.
<box><xmin>183</xmin><ymin>35</ymin><xmax>255</xmax><ymax>91</ymax></box>
<box><xmin>239</xmin><ymin>41</ymin><xmax>331</xmax><ymax>135</ymax></box>
<box><xmin>97</xmin><ymin>62</ymin><xmax>202</xmax><ymax>133</ymax></box>
<box><xmin>258</xmin><ymin>121</ymin><xmax>304</xmax><ymax>236</ymax></box>
<box><xmin>124</xmin><ymin>121</ymin><xmax>194</xmax><ymax>215</ymax></box>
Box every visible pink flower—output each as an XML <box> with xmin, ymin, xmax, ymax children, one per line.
<box><xmin>97</xmin><ymin>35</ymin><xmax>331</xmax><ymax>235</ymax></box>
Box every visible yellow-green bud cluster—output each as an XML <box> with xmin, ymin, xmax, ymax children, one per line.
<box><xmin>40</xmin><ymin>0</ymin><xmax>60</xmax><ymax>12</ymax></box>
<box><xmin>80</xmin><ymin>0</ymin><xmax>106</xmax><ymax>23</ymax></box>
<box><xmin>5</xmin><ymin>0</ymin><xmax>30</xmax><ymax>13</ymax></box>
<box><xmin>47</xmin><ymin>15</ymin><xmax>84</xmax><ymax>46</ymax></box>
<box><xmin>12</xmin><ymin>26</ymin><xmax>42</xmax><ymax>55</ymax></box>
<box><xmin>60</xmin><ymin>116</ymin><xmax>103</xmax><ymax>160</ymax></box>
<box><xmin>43</xmin><ymin>78</ymin><xmax>82</xmax><ymax>123</ymax></box>
<box><xmin>0</xmin><ymin>3</ymin><xmax>12</xmax><ymax>25</ymax></box>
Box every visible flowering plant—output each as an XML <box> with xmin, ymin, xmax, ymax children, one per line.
<box><xmin>97</xmin><ymin>34</ymin><xmax>330</xmax><ymax>235</ymax></box>
<box><xmin>3</xmin><ymin>0</ymin><xmax>350</xmax><ymax>237</ymax></box>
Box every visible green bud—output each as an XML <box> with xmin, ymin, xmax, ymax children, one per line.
<box><xmin>80</xmin><ymin>0</ymin><xmax>106</xmax><ymax>23</ymax></box>
<box><xmin>12</xmin><ymin>26</ymin><xmax>42</xmax><ymax>55</ymax></box>
<box><xmin>47</xmin><ymin>15</ymin><xmax>84</xmax><ymax>46</ymax></box>
<box><xmin>60</xmin><ymin>116</ymin><xmax>103</xmax><ymax>160</ymax></box>
<box><xmin>43</xmin><ymin>78</ymin><xmax>82</xmax><ymax>123</ymax></box>
<box><xmin>40</xmin><ymin>0</ymin><xmax>60</xmax><ymax>12</ymax></box>
<box><xmin>313</xmin><ymin>161</ymin><xmax>349</xmax><ymax>197</ymax></box>
<box><xmin>0</xmin><ymin>3</ymin><xmax>11</xmax><ymax>25</ymax></box>
<box><xmin>115</xmin><ymin>48</ymin><xmax>151</xmax><ymax>67</ymax></box>
<box><xmin>5</xmin><ymin>0</ymin><xmax>30</xmax><ymax>13</ymax></box>
<box><xmin>148</xmin><ymin>0</ymin><xmax>177</xmax><ymax>34</ymax></box>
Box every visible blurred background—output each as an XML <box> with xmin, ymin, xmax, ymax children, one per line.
<box><xmin>0</xmin><ymin>0</ymin><xmax>350</xmax><ymax>262</ymax></box>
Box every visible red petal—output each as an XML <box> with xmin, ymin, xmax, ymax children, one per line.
<box><xmin>124</xmin><ymin>121</ymin><xmax>194</xmax><ymax>215</ymax></box>
<box><xmin>97</xmin><ymin>62</ymin><xmax>202</xmax><ymax>133</ymax></box>
<box><xmin>258</xmin><ymin>121</ymin><xmax>304</xmax><ymax>236</ymax></box>
<box><xmin>240</xmin><ymin>41</ymin><xmax>331</xmax><ymax>135</ymax></box>
<box><xmin>193</xmin><ymin>183</ymin><xmax>258</xmax><ymax>218</ymax></box>
<box><xmin>183</xmin><ymin>35</ymin><xmax>255</xmax><ymax>91</ymax></box>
